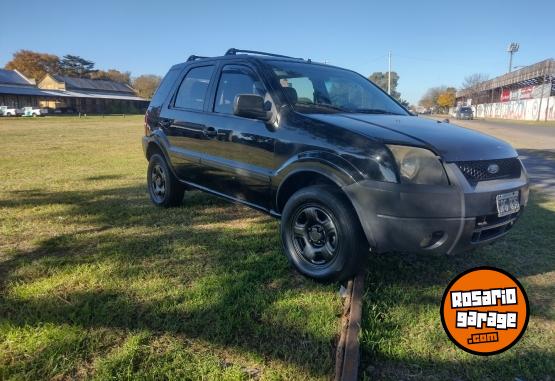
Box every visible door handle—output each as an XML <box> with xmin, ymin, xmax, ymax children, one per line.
<box><xmin>204</xmin><ymin>126</ymin><xmax>218</xmax><ymax>138</ymax></box>
<box><xmin>159</xmin><ymin>119</ymin><xmax>172</xmax><ymax>128</ymax></box>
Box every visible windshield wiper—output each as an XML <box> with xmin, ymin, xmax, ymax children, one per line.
<box><xmin>314</xmin><ymin>103</ymin><xmax>346</xmax><ymax>112</ymax></box>
<box><xmin>350</xmin><ymin>108</ymin><xmax>405</xmax><ymax>115</ymax></box>
<box><xmin>296</xmin><ymin>103</ymin><xmax>347</xmax><ymax>113</ymax></box>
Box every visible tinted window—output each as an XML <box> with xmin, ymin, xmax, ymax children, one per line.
<box><xmin>174</xmin><ymin>66</ymin><xmax>214</xmax><ymax>110</ymax></box>
<box><xmin>286</xmin><ymin>77</ymin><xmax>314</xmax><ymax>103</ymax></box>
<box><xmin>214</xmin><ymin>65</ymin><xmax>266</xmax><ymax>114</ymax></box>
<box><xmin>269</xmin><ymin>61</ymin><xmax>407</xmax><ymax>115</ymax></box>
<box><xmin>149</xmin><ymin>68</ymin><xmax>180</xmax><ymax>107</ymax></box>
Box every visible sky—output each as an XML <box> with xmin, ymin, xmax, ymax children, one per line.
<box><xmin>1</xmin><ymin>0</ymin><xmax>554</xmax><ymax>105</ymax></box>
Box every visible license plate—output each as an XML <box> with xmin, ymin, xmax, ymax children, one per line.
<box><xmin>496</xmin><ymin>191</ymin><xmax>520</xmax><ymax>217</ymax></box>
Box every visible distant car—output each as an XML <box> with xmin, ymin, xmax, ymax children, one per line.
<box><xmin>0</xmin><ymin>106</ymin><xmax>19</xmax><ymax>116</ymax></box>
<box><xmin>20</xmin><ymin>107</ymin><xmax>46</xmax><ymax>117</ymax></box>
<box><xmin>456</xmin><ymin>107</ymin><xmax>473</xmax><ymax>120</ymax></box>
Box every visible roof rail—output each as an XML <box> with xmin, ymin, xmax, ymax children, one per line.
<box><xmin>225</xmin><ymin>48</ymin><xmax>303</xmax><ymax>60</ymax></box>
<box><xmin>187</xmin><ymin>55</ymin><xmax>209</xmax><ymax>62</ymax></box>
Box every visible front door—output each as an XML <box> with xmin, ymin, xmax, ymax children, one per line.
<box><xmin>200</xmin><ymin>63</ymin><xmax>276</xmax><ymax>210</ymax></box>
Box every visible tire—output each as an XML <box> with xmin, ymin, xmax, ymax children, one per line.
<box><xmin>147</xmin><ymin>153</ymin><xmax>184</xmax><ymax>207</ymax></box>
<box><xmin>280</xmin><ymin>185</ymin><xmax>367</xmax><ymax>282</ymax></box>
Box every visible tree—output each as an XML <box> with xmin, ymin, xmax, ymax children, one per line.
<box><xmin>420</xmin><ymin>86</ymin><xmax>443</xmax><ymax>109</ymax></box>
<box><xmin>462</xmin><ymin>73</ymin><xmax>489</xmax><ymax>92</ymax></box>
<box><xmin>420</xmin><ymin>86</ymin><xmax>457</xmax><ymax>113</ymax></box>
<box><xmin>368</xmin><ymin>71</ymin><xmax>401</xmax><ymax>99</ymax></box>
<box><xmin>461</xmin><ymin>73</ymin><xmax>489</xmax><ymax>104</ymax></box>
<box><xmin>4</xmin><ymin>50</ymin><xmax>60</xmax><ymax>80</ymax></box>
<box><xmin>399</xmin><ymin>99</ymin><xmax>410</xmax><ymax>108</ymax></box>
<box><xmin>59</xmin><ymin>55</ymin><xmax>96</xmax><ymax>77</ymax></box>
<box><xmin>132</xmin><ymin>74</ymin><xmax>162</xmax><ymax>99</ymax></box>
<box><xmin>436</xmin><ymin>88</ymin><xmax>456</xmax><ymax>112</ymax></box>
<box><xmin>91</xmin><ymin>69</ymin><xmax>131</xmax><ymax>84</ymax></box>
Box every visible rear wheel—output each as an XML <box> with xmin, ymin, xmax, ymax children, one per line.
<box><xmin>280</xmin><ymin>185</ymin><xmax>366</xmax><ymax>282</ymax></box>
<box><xmin>147</xmin><ymin>153</ymin><xmax>184</xmax><ymax>207</ymax></box>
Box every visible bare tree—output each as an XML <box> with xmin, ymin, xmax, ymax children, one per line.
<box><xmin>461</xmin><ymin>73</ymin><xmax>489</xmax><ymax>104</ymax></box>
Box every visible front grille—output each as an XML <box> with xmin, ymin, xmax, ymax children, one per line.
<box><xmin>456</xmin><ymin>158</ymin><xmax>521</xmax><ymax>183</ymax></box>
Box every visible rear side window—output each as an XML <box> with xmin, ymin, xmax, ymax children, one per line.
<box><xmin>214</xmin><ymin>65</ymin><xmax>266</xmax><ymax>114</ymax></box>
<box><xmin>149</xmin><ymin>68</ymin><xmax>180</xmax><ymax>107</ymax></box>
<box><xmin>174</xmin><ymin>66</ymin><xmax>214</xmax><ymax>110</ymax></box>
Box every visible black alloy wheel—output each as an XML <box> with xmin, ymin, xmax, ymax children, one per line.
<box><xmin>290</xmin><ymin>205</ymin><xmax>339</xmax><ymax>266</ymax></box>
<box><xmin>280</xmin><ymin>185</ymin><xmax>366</xmax><ymax>282</ymax></box>
<box><xmin>147</xmin><ymin>153</ymin><xmax>184</xmax><ymax>207</ymax></box>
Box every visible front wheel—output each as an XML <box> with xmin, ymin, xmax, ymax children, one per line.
<box><xmin>147</xmin><ymin>153</ymin><xmax>184</xmax><ymax>207</ymax></box>
<box><xmin>280</xmin><ymin>185</ymin><xmax>367</xmax><ymax>282</ymax></box>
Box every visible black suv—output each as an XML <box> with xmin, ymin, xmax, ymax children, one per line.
<box><xmin>143</xmin><ymin>49</ymin><xmax>529</xmax><ymax>281</ymax></box>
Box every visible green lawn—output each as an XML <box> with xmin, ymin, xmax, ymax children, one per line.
<box><xmin>360</xmin><ymin>193</ymin><xmax>555</xmax><ymax>380</ymax></box>
<box><xmin>0</xmin><ymin>116</ymin><xmax>342</xmax><ymax>380</ymax></box>
<box><xmin>1</xmin><ymin>116</ymin><xmax>554</xmax><ymax>381</ymax></box>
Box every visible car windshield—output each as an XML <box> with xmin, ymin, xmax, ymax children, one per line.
<box><xmin>268</xmin><ymin>60</ymin><xmax>408</xmax><ymax>115</ymax></box>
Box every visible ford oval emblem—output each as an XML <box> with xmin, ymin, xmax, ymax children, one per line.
<box><xmin>487</xmin><ymin>164</ymin><xmax>500</xmax><ymax>174</ymax></box>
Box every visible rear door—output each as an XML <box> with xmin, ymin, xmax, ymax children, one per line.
<box><xmin>160</xmin><ymin>64</ymin><xmax>216</xmax><ymax>183</ymax></box>
<box><xmin>199</xmin><ymin>63</ymin><xmax>277</xmax><ymax>209</ymax></box>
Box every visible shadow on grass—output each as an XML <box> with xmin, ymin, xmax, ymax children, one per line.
<box><xmin>0</xmin><ymin>185</ymin><xmax>338</xmax><ymax>378</ymax></box>
<box><xmin>360</xmin><ymin>191</ymin><xmax>555</xmax><ymax>380</ymax></box>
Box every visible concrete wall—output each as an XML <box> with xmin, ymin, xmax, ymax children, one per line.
<box><xmin>473</xmin><ymin>95</ymin><xmax>555</xmax><ymax>121</ymax></box>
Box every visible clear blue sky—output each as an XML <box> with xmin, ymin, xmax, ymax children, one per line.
<box><xmin>1</xmin><ymin>0</ymin><xmax>553</xmax><ymax>104</ymax></box>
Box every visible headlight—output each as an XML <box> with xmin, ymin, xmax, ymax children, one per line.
<box><xmin>387</xmin><ymin>145</ymin><xmax>449</xmax><ymax>185</ymax></box>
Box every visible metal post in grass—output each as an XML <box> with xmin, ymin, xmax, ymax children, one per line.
<box><xmin>335</xmin><ymin>271</ymin><xmax>365</xmax><ymax>381</ymax></box>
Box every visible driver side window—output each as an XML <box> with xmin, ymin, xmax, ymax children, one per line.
<box><xmin>214</xmin><ymin>65</ymin><xmax>266</xmax><ymax>115</ymax></box>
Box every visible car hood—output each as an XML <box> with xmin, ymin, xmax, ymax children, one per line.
<box><xmin>307</xmin><ymin>114</ymin><xmax>517</xmax><ymax>162</ymax></box>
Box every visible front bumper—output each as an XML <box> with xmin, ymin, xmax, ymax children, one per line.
<box><xmin>343</xmin><ymin>162</ymin><xmax>529</xmax><ymax>255</ymax></box>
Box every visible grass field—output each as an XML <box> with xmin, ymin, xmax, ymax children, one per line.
<box><xmin>0</xmin><ymin>116</ymin><xmax>342</xmax><ymax>380</ymax></box>
<box><xmin>359</xmin><ymin>192</ymin><xmax>555</xmax><ymax>380</ymax></box>
<box><xmin>1</xmin><ymin>116</ymin><xmax>554</xmax><ymax>380</ymax></box>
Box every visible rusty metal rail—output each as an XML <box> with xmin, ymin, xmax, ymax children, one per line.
<box><xmin>335</xmin><ymin>272</ymin><xmax>365</xmax><ymax>381</ymax></box>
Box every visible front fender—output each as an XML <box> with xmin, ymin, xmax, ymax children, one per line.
<box><xmin>273</xmin><ymin>151</ymin><xmax>384</xmax><ymax>248</ymax></box>
<box><xmin>274</xmin><ymin>150</ymin><xmax>364</xmax><ymax>189</ymax></box>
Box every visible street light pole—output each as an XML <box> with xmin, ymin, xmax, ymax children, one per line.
<box><xmin>388</xmin><ymin>51</ymin><xmax>391</xmax><ymax>95</ymax></box>
<box><xmin>507</xmin><ymin>42</ymin><xmax>519</xmax><ymax>73</ymax></box>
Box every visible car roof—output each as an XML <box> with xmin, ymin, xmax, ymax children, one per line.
<box><xmin>169</xmin><ymin>53</ymin><xmax>345</xmax><ymax>72</ymax></box>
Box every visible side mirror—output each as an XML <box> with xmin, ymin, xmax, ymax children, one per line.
<box><xmin>233</xmin><ymin>94</ymin><xmax>270</xmax><ymax>121</ymax></box>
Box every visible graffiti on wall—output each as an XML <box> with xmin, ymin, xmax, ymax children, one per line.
<box><xmin>500</xmin><ymin>83</ymin><xmax>551</xmax><ymax>102</ymax></box>
<box><xmin>474</xmin><ymin>96</ymin><xmax>555</xmax><ymax>121</ymax></box>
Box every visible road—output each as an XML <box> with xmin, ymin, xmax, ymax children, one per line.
<box><xmin>433</xmin><ymin>118</ymin><xmax>555</xmax><ymax>198</ymax></box>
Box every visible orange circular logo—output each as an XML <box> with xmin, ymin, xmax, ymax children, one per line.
<box><xmin>440</xmin><ymin>267</ymin><xmax>529</xmax><ymax>355</ymax></box>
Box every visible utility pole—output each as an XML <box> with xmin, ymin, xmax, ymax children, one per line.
<box><xmin>507</xmin><ymin>42</ymin><xmax>519</xmax><ymax>73</ymax></box>
<box><xmin>388</xmin><ymin>51</ymin><xmax>391</xmax><ymax>95</ymax></box>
